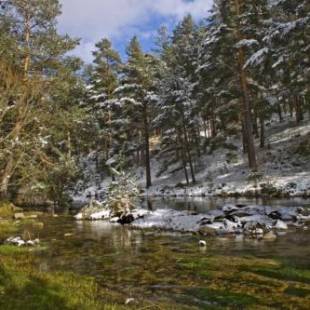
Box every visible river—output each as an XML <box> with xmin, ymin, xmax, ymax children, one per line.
<box><xmin>16</xmin><ymin>197</ymin><xmax>310</xmax><ymax>308</ymax></box>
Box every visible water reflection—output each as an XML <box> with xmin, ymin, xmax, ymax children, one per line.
<box><xmin>141</xmin><ymin>196</ymin><xmax>310</xmax><ymax>214</ymax></box>
<box><xmin>24</xmin><ymin>198</ymin><xmax>310</xmax><ymax>308</ymax></box>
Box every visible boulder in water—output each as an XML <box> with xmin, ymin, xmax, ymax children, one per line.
<box><xmin>118</xmin><ymin>214</ymin><xmax>135</xmax><ymax>225</ymax></box>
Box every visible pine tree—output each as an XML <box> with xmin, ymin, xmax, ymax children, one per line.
<box><xmin>87</xmin><ymin>38</ymin><xmax>122</xmax><ymax>168</ymax></box>
<box><xmin>115</xmin><ymin>37</ymin><xmax>159</xmax><ymax>188</ymax></box>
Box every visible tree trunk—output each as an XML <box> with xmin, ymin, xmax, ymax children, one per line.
<box><xmin>210</xmin><ymin>100</ymin><xmax>217</xmax><ymax>138</ymax></box>
<box><xmin>182</xmin><ymin>113</ymin><xmax>196</xmax><ymax>184</ymax></box>
<box><xmin>253</xmin><ymin>109</ymin><xmax>259</xmax><ymax>138</ymax></box>
<box><xmin>295</xmin><ymin>95</ymin><xmax>303</xmax><ymax>124</ymax></box>
<box><xmin>238</xmin><ymin>59</ymin><xmax>257</xmax><ymax>171</ymax></box>
<box><xmin>24</xmin><ymin>11</ymin><xmax>31</xmax><ymax>77</ymax></box>
<box><xmin>194</xmin><ymin>128</ymin><xmax>201</xmax><ymax>158</ymax></box>
<box><xmin>234</xmin><ymin>0</ymin><xmax>258</xmax><ymax>172</ymax></box>
<box><xmin>277</xmin><ymin>104</ymin><xmax>283</xmax><ymax>122</ymax></box>
<box><xmin>143</xmin><ymin>103</ymin><xmax>152</xmax><ymax>188</ymax></box>
<box><xmin>177</xmin><ymin>130</ymin><xmax>189</xmax><ymax>186</ymax></box>
<box><xmin>203</xmin><ymin>118</ymin><xmax>208</xmax><ymax>138</ymax></box>
<box><xmin>242</xmin><ymin>121</ymin><xmax>248</xmax><ymax>154</ymax></box>
<box><xmin>259</xmin><ymin>115</ymin><xmax>265</xmax><ymax>148</ymax></box>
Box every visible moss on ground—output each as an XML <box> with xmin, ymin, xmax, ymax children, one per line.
<box><xmin>177</xmin><ymin>255</ymin><xmax>310</xmax><ymax>309</ymax></box>
<box><xmin>0</xmin><ymin>242</ymin><xmax>191</xmax><ymax>309</ymax></box>
<box><xmin>0</xmin><ymin>217</ymin><xmax>135</xmax><ymax>310</ymax></box>
<box><xmin>0</xmin><ymin>245</ymin><xmax>150</xmax><ymax>310</ymax></box>
<box><xmin>1</xmin><ymin>212</ymin><xmax>310</xmax><ymax>309</ymax></box>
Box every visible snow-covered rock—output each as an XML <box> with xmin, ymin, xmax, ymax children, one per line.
<box><xmin>89</xmin><ymin>209</ymin><xmax>110</xmax><ymax>220</ymax></box>
<box><xmin>5</xmin><ymin>236</ymin><xmax>40</xmax><ymax>247</ymax></box>
<box><xmin>274</xmin><ymin>220</ymin><xmax>288</xmax><ymax>230</ymax></box>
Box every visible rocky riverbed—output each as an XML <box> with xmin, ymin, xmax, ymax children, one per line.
<box><xmin>75</xmin><ymin>201</ymin><xmax>310</xmax><ymax>239</ymax></box>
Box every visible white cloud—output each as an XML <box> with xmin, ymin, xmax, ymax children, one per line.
<box><xmin>152</xmin><ymin>0</ymin><xmax>211</xmax><ymax>19</ymax></box>
<box><xmin>58</xmin><ymin>0</ymin><xmax>213</xmax><ymax>61</ymax></box>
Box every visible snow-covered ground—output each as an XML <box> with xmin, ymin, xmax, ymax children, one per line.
<box><xmin>73</xmin><ymin>116</ymin><xmax>310</xmax><ymax>203</ymax></box>
<box><xmin>142</xmin><ymin>117</ymin><xmax>310</xmax><ymax>198</ymax></box>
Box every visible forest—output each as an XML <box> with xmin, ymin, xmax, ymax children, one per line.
<box><xmin>0</xmin><ymin>0</ymin><xmax>309</xmax><ymax>204</ymax></box>
<box><xmin>0</xmin><ymin>0</ymin><xmax>310</xmax><ymax>309</ymax></box>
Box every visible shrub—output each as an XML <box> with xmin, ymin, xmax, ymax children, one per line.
<box><xmin>105</xmin><ymin>169</ymin><xmax>139</xmax><ymax>217</ymax></box>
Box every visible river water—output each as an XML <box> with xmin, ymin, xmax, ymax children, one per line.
<box><xmin>23</xmin><ymin>198</ymin><xmax>310</xmax><ymax>308</ymax></box>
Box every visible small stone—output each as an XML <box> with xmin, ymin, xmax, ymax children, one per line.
<box><xmin>64</xmin><ymin>233</ymin><xmax>73</xmax><ymax>237</ymax></box>
<box><xmin>199</xmin><ymin>240</ymin><xmax>207</xmax><ymax>247</ymax></box>
<box><xmin>14</xmin><ymin>213</ymin><xmax>25</xmax><ymax>220</ymax></box>
<box><xmin>125</xmin><ymin>298</ymin><xmax>135</xmax><ymax>305</ymax></box>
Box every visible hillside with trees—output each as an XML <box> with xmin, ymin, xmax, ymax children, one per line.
<box><xmin>0</xmin><ymin>0</ymin><xmax>309</xmax><ymax>205</ymax></box>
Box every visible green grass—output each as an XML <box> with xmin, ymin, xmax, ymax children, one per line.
<box><xmin>187</xmin><ymin>287</ymin><xmax>257</xmax><ymax>307</ymax></box>
<box><xmin>285</xmin><ymin>286</ymin><xmax>310</xmax><ymax>298</ymax></box>
<box><xmin>0</xmin><ymin>246</ymin><xmax>133</xmax><ymax>310</ymax></box>
<box><xmin>250</xmin><ymin>266</ymin><xmax>310</xmax><ymax>284</ymax></box>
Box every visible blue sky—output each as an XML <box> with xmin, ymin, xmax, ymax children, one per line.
<box><xmin>58</xmin><ymin>0</ymin><xmax>213</xmax><ymax>62</ymax></box>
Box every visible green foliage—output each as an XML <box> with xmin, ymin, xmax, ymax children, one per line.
<box><xmin>105</xmin><ymin>170</ymin><xmax>139</xmax><ymax>217</ymax></box>
<box><xmin>0</xmin><ymin>0</ymin><xmax>94</xmax><ymax>203</ymax></box>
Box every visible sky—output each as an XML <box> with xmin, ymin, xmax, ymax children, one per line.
<box><xmin>58</xmin><ymin>0</ymin><xmax>213</xmax><ymax>63</ymax></box>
